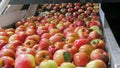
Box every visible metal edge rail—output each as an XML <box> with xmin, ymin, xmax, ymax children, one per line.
<box><xmin>104</xmin><ymin>19</ymin><xmax>120</xmax><ymax>68</ymax></box>
<box><xmin>99</xmin><ymin>4</ymin><xmax>120</xmax><ymax>68</ymax></box>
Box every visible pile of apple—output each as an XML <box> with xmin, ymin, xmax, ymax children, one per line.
<box><xmin>0</xmin><ymin>3</ymin><xmax>109</xmax><ymax>68</ymax></box>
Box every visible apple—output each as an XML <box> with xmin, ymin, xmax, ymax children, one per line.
<box><xmin>32</xmin><ymin>44</ymin><xmax>41</xmax><ymax>53</ymax></box>
<box><xmin>90</xmin><ymin>26</ymin><xmax>100</xmax><ymax>31</ymax></box>
<box><xmin>9</xmin><ymin>34</ymin><xmax>25</xmax><ymax>43</ymax></box>
<box><xmin>0</xmin><ymin>40</ymin><xmax>7</xmax><ymax>50</ymax></box>
<box><xmin>60</xmin><ymin>8</ymin><xmax>67</xmax><ymax>14</ymax></box>
<box><xmin>35</xmin><ymin>50</ymin><xmax>51</xmax><ymax>65</ymax></box>
<box><xmin>74</xmin><ymin>6</ymin><xmax>80</xmax><ymax>10</ymax></box>
<box><xmin>68</xmin><ymin>8</ymin><xmax>74</xmax><ymax>12</ymax></box>
<box><xmin>15</xmin><ymin>25</ymin><xmax>26</xmax><ymax>33</ymax></box>
<box><xmin>74</xmin><ymin>52</ymin><xmax>90</xmax><ymax>66</ymax></box>
<box><xmin>54</xmin><ymin>42</ymin><xmax>65</xmax><ymax>49</ymax></box>
<box><xmin>60</xmin><ymin>62</ymin><xmax>76</xmax><ymax>68</ymax></box>
<box><xmin>0</xmin><ymin>48</ymin><xmax>15</xmax><ymax>58</ymax></box>
<box><xmin>89</xmin><ymin>30</ymin><xmax>101</xmax><ymax>39</ymax></box>
<box><xmin>48</xmin><ymin>45</ymin><xmax>60</xmax><ymax>58</ymax></box>
<box><xmin>90</xmin><ymin>39</ymin><xmax>105</xmax><ymax>49</ymax></box>
<box><xmin>74</xmin><ymin>38</ymin><xmax>90</xmax><ymax>48</ymax></box>
<box><xmin>0</xmin><ymin>32</ymin><xmax>9</xmax><ymax>37</ymax></box>
<box><xmin>15</xmin><ymin>54</ymin><xmax>36</xmax><ymax>68</ymax></box>
<box><xmin>77</xmin><ymin>27</ymin><xmax>90</xmax><ymax>39</ymax></box>
<box><xmin>49</xmin><ymin>28</ymin><xmax>60</xmax><ymax>35</ymax></box>
<box><xmin>63</xmin><ymin>43</ymin><xmax>78</xmax><ymax>57</ymax></box>
<box><xmin>7</xmin><ymin>40</ymin><xmax>22</xmax><ymax>50</ymax></box>
<box><xmin>39</xmin><ymin>60</ymin><xmax>58</xmax><ymax>68</ymax></box>
<box><xmin>39</xmin><ymin>38</ymin><xmax>50</xmax><ymax>50</ymax></box>
<box><xmin>63</xmin><ymin>28</ymin><xmax>74</xmax><ymax>37</ymax></box>
<box><xmin>79</xmin><ymin>44</ymin><xmax>94</xmax><ymax>56</ymax></box>
<box><xmin>49</xmin><ymin>35</ymin><xmax>62</xmax><ymax>44</ymax></box>
<box><xmin>88</xmin><ymin>21</ymin><xmax>101</xmax><ymax>27</ymax></box>
<box><xmin>41</xmin><ymin>33</ymin><xmax>51</xmax><ymax>39</ymax></box>
<box><xmin>0</xmin><ymin>36</ymin><xmax>8</xmax><ymax>43</ymax></box>
<box><xmin>37</xmin><ymin>26</ymin><xmax>48</xmax><ymax>36</ymax></box>
<box><xmin>15</xmin><ymin>21</ymin><xmax>24</xmax><ymax>27</ymax></box>
<box><xmin>53</xmin><ymin>49</ymin><xmax>71</xmax><ymax>65</ymax></box>
<box><xmin>73</xmin><ymin>20</ymin><xmax>85</xmax><ymax>27</ymax></box>
<box><xmin>26</xmin><ymin>28</ymin><xmax>36</xmax><ymax>36</ymax></box>
<box><xmin>23</xmin><ymin>39</ymin><xmax>36</xmax><ymax>48</ymax></box>
<box><xmin>15</xmin><ymin>46</ymin><xmax>36</xmax><ymax>57</ymax></box>
<box><xmin>65</xmin><ymin>37</ymin><xmax>76</xmax><ymax>43</ymax></box>
<box><xmin>0</xmin><ymin>56</ymin><xmax>15</xmax><ymax>68</ymax></box>
<box><xmin>86</xmin><ymin>60</ymin><xmax>107</xmax><ymax>68</ymax></box>
<box><xmin>90</xmin><ymin>49</ymin><xmax>109</xmax><ymax>64</ymax></box>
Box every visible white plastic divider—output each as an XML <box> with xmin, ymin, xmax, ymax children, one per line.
<box><xmin>0</xmin><ymin>0</ymin><xmax>10</xmax><ymax>15</ymax></box>
<box><xmin>99</xmin><ymin>4</ymin><xmax>120</xmax><ymax>68</ymax></box>
<box><xmin>0</xmin><ymin>10</ymin><xmax>26</xmax><ymax>28</ymax></box>
<box><xmin>3</xmin><ymin>5</ymin><xmax>24</xmax><ymax>14</ymax></box>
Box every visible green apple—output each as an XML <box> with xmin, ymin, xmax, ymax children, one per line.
<box><xmin>86</xmin><ymin>60</ymin><xmax>107</xmax><ymax>68</ymax></box>
<box><xmin>60</xmin><ymin>62</ymin><xmax>76</xmax><ymax>68</ymax></box>
<box><xmin>39</xmin><ymin>60</ymin><xmax>58</xmax><ymax>68</ymax></box>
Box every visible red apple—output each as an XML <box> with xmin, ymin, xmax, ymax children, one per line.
<box><xmin>89</xmin><ymin>30</ymin><xmax>101</xmax><ymax>39</ymax></box>
<box><xmin>37</xmin><ymin>26</ymin><xmax>48</xmax><ymax>36</ymax></box>
<box><xmin>74</xmin><ymin>52</ymin><xmax>90</xmax><ymax>66</ymax></box>
<box><xmin>15</xmin><ymin>47</ymin><xmax>36</xmax><ymax>57</ymax></box>
<box><xmin>74</xmin><ymin>38</ymin><xmax>90</xmax><ymax>48</ymax></box>
<box><xmin>15</xmin><ymin>54</ymin><xmax>36</xmax><ymax>68</ymax></box>
<box><xmin>8</xmin><ymin>40</ymin><xmax>22</xmax><ymax>50</ymax></box>
<box><xmin>0</xmin><ymin>48</ymin><xmax>15</xmax><ymax>58</ymax></box>
<box><xmin>39</xmin><ymin>38</ymin><xmax>50</xmax><ymax>50</ymax></box>
<box><xmin>77</xmin><ymin>27</ymin><xmax>90</xmax><ymax>39</ymax></box>
<box><xmin>63</xmin><ymin>43</ymin><xmax>78</xmax><ymax>57</ymax></box>
<box><xmin>0</xmin><ymin>36</ymin><xmax>8</xmax><ymax>43</ymax></box>
<box><xmin>41</xmin><ymin>33</ymin><xmax>51</xmax><ymax>39</ymax></box>
<box><xmin>49</xmin><ymin>35</ymin><xmax>62</xmax><ymax>44</ymax></box>
<box><xmin>35</xmin><ymin>50</ymin><xmax>51</xmax><ymax>65</ymax></box>
<box><xmin>23</xmin><ymin>39</ymin><xmax>36</xmax><ymax>48</ymax></box>
<box><xmin>90</xmin><ymin>49</ymin><xmax>109</xmax><ymax>64</ymax></box>
<box><xmin>9</xmin><ymin>34</ymin><xmax>24</xmax><ymax>43</ymax></box>
<box><xmin>0</xmin><ymin>56</ymin><xmax>15</xmax><ymax>68</ymax></box>
<box><xmin>0</xmin><ymin>40</ymin><xmax>7</xmax><ymax>50</ymax></box>
<box><xmin>32</xmin><ymin>44</ymin><xmax>41</xmax><ymax>53</ymax></box>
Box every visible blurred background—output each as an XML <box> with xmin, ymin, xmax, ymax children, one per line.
<box><xmin>102</xmin><ymin>3</ymin><xmax>120</xmax><ymax>46</ymax></box>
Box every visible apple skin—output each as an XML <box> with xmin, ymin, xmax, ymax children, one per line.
<box><xmin>15</xmin><ymin>47</ymin><xmax>36</xmax><ymax>57</ymax></box>
<box><xmin>90</xmin><ymin>39</ymin><xmax>105</xmax><ymax>50</ymax></box>
<box><xmin>23</xmin><ymin>39</ymin><xmax>36</xmax><ymax>48</ymax></box>
<box><xmin>74</xmin><ymin>38</ymin><xmax>90</xmax><ymax>48</ymax></box>
<box><xmin>9</xmin><ymin>34</ymin><xmax>25</xmax><ymax>43</ymax></box>
<box><xmin>39</xmin><ymin>38</ymin><xmax>50</xmax><ymax>50</ymax></box>
<box><xmin>0</xmin><ymin>56</ymin><xmax>15</xmax><ymax>68</ymax></box>
<box><xmin>60</xmin><ymin>62</ymin><xmax>76</xmax><ymax>68</ymax></box>
<box><xmin>0</xmin><ymin>40</ymin><xmax>7</xmax><ymax>50</ymax></box>
<box><xmin>86</xmin><ymin>60</ymin><xmax>107</xmax><ymax>68</ymax></box>
<box><xmin>39</xmin><ymin>60</ymin><xmax>58</xmax><ymax>68</ymax></box>
<box><xmin>15</xmin><ymin>54</ymin><xmax>36</xmax><ymax>68</ymax></box>
<box><xmin>79</xmin><ymin>44</ymin><xmax>94</xmax><ymax>56</ymax></box>
<box><xmin>48</xmin><ymin>45</ymin><xmax>60</xmax><ymax>59</ymax></box>
<box><xmin>89</xmin><ymin>30</ymin><xmax>101</xmax><ymax>39</ymax></box>
<box><xmin>74</xmin><ymin>52</ymin><xmax>90</xmax><ymax>66</ymax></box>
<box><xmin>90</xmin><ymin>49</ymin><xmax>109</xmax><ymax>64</ymax></box>
<box><xmin>0</xmin><ymin>49</ymin><xmax>15</xmax><ymax>58</ymax></box>
<box><xmin>35</xmin><ymin>50</ymin><xmax>51</xmax><ymax>65</ymax></box>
